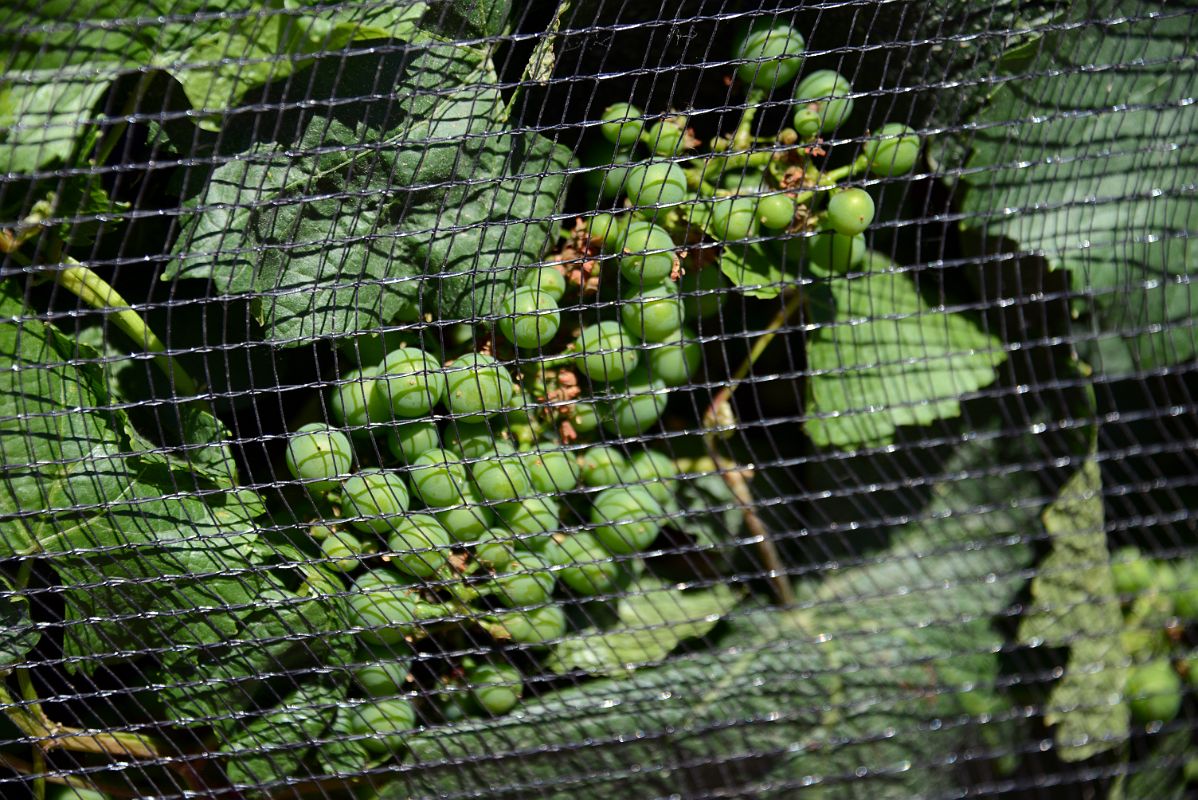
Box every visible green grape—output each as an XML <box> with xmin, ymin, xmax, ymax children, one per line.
<box><xmin>1126</xmin><ymin>660</ymin><xmax>1182</xmax><ymax>724</ymax></box>
<box><xmin>679</xmin><ymin>268</ymin><xmax>728</xmax><ymax>321</ymax></box>
<box><xmin>474</xmin><ymin>529</ymin><xmax>520</xmax><ymax>569</ymax></box>
<box><xmin>352</xmin><ymin>569</ymin><xmax>409</xmax><ymax>592</ymax></box>
<box><xmin>792</xmin><ymin>106</ymin><xmax>823</xmax><ymax>140</ymax></box>
<box><xmin>569</xmin><ymin>401</ymin><xmax>602</xmax><ymax>434</ymax></box>
<box><xmin>492</xmin><ymin>604</ymin><xmax>567</xmax><ymax>645</ymax></box>
<box><xmin>466</xmin><ymin>662</ymin><xmax>523</xmax><ymax>715</ymax></box>
<box><xmin>339</xmin><ymin>329</ymin><xmax>409</xmax><ymax>368</ymax></box>
<box><xmin>436</xmin><ymin>484</ymin><xmax>494</xmax><ymax>543</ymax></box>
<box><xmin>720</xmin><ymin>169</ymin><xmax>765</xmax><ymax>193</ymax></box>
<box><xmin>621</xmin><ymin>282</ymin><xmax>684</xmax><ymax>343</ymax></box>
<box><xmin>588</xmin><ymin>212</ymin><xmax>628</xmax><ymax>252</ymax></box>
<box><xmin>644</xmin><ymin>119</ymin><xmax>689</xmax><ymax>157</ymax></box>
<box><xmin>826</xmin><ymin>188</ymin><xmax>875</xmax><ymax>236</ymax></box>
<box><xmin>498</xmin><ymin>287</ymin><xmax>561</xmax><ymax>350</ymax></box>
<box><xmin>600</xmin><ymin>103</ymin><xmax>644</xmax><ymax>149</ymax></box>
<box><xmin>409</xmin><ymin>448</ymin><xmax>469</xmax><ymax>508</ymax></box>
<box><xmin>331</xmin><ymin>367</ymin><xmax>389</xmax><ymax>436</ymax></box>
<box><xmin>286</xmin><ymin>423</ymin><xmax>354</xmax><ymax>492</ymax></box>
<box><xmin>492</xmin><ymin>554</ymin><xmax>555</xmax><ymax>606</ymax></box>
<box><xmin>386</xmin><ymin>420</ymin><xmax>439</xmax><ymax>464</ymax></box>
<box><xmin>581</xmin><ymin>141</ymin><xmax>637</xmax><ymax>201</ymax></box>
<box><xmin>579</xmin><ymin>446</ymin><xmax>629</xmax><ymax>489</ymax></box>
<box><xmin>808</xmin><ymin>229</ymin><xmax>866</xmax><ymax>273</ymax></box>
<box><xmin>387</xmin><ymin>514</ymin><xmax>452</xmax><ymax>578</ymax></box>
<box><xmin>497</xmin><ymin>497</ymin><xmax>562</xmax><ymax>544</ymax></box>
<box><xmin>629</xmin><ymin>449</ymin><xmax>677</xmax><ymax>506</ymax></box>
<box><xmin>573</xmin><ymin>320</ymin><xmax>640</xmax><ymax>383</ymax></box>
<box><xmin>617</xmin><ymin>220</ymin><xmax>677</xmax><ymax>287</ymax></box>
<box><xmin>591</xmin><ymin>485</ymin><xmax>664</xmax><ymax>555</ymax></box>
<box><xmin>472</xmin><ymin>449</ymin><xmax>533</xmax><ymax>502</ymax></box>
<box><xmin>447</xmin><ymin>420</ymin><xmax>502</xmax><ymax>460</ymax></box>
<box><xmin>1111</xmin><ymin>546</ymin><xmax>1155</xmax><ymax>598</ymax></box>
<box><xmin>603</xmin><ymin>368</ymin><xmax>668</xmax><ymax>436</ymax></box>
<box><xmin>345</xmin><ymin>698</ymin><xmax>416</xmax><ymax>755</ymax></box>
<box><xmin>1171</xmin><ymin>563</ymin><xmax>1198</xmax><ymax>619</ymax></box>
<box><xmin>348</xmin><ymin>584</ymin><xmax>418</xmax><ymax>646</ymax></box>
<box><xmin>863</xmin><ymin>123</ymin><xmax>921</xmax><ymax>176</ymax></box>
<box><xmin>525</xmin><ymin>448</ymin><xmax>581</xmax><ymax>494</ymax></box>
<box><xmin>757</xmin><ymin>194</ymin><xmax>796</xmax><ymax>230</ymax></box>
<box><xmin>733</xmin><ymin>20</ymin><xmax>804</xmax><ymax>89</ymax></box>
<box><xmin>708</xmin><ymin>197</ymin><xmax>759</xmax><ymax>242</ymax></box>
<box><xmin>444</xmin><ymin>353</ymin><xmax>514</xmax><ymax>419</ymax></box>
<box><xmin>554</xmin><ymin>532</ymin><xmax>621</xmax><ymax>595</ymax></box>
<box><xmin>376</xmin><ymin>347</ymin><xmax>444</xmax><ymax>419</ymax></box>
<box><xmin>647</xmin><ymin>328</ymin><xmax>701</xmax><ymax>387</ymax></box>
<box><xmin>519</xmin><ymin>265</ymin><xmax>567</xmax><ymax>302</ymax></box>
<box><xmin>793</xmin><ymin>70</ymin><xmax>854</xmax><ymax>134</ymax></box>
<box><xmin>354</xmin><ymin>644</ymin><xmax>414</xmax><ymax>697</ymax></box>
<box><xmin>322</xmin><ymin>529</ymin><xmax>364</xmax><ymax>573</ymax></box>
<box><xmin>624</xmin><ymin>162</ymin><xmax>689</xmax><ymax>210</ymax></box>
<box><xmin>343</xmin><ymin>469</ymin><xmax>410</xmax><ymax>534</ymax></box>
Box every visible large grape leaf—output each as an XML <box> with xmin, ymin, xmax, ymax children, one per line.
<box><xmin>165</xmin><ymin>42</ymin><xmax>571</xmax><ymax>344</ymax></box>
<box><xmin>0</xmin><ymin>575</ymin><xmax>39</xmax><ymax>672</ymax></box>
<box><xmin>957</xmin><ymin>1</ymin><xmax>1198</xmax><ymax>375</ymax></box>
<box><xmin>804</xmin><ymin>254</ymin><xmax>1007</xmax><ymax>451</ymax></box>
<box><xmin>0</xmin><ymin>0</ymin><xmax>433</xmax><ymax>170</ymax></box>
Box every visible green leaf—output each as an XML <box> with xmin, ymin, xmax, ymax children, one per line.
<box><xmin>545</xmin><ymin>579</ymin><xmax>739</xmax><ymax>677</ymax></box>
<box><xmin>804</xmin><ymin>254</ymin><xmax>1006</xmax><ymax>450</ymax></box>
<box><xmin>0</xmin><ymin>575</ymin><xmax>39</xmax><ymax>671</ymax></box>
<box><xmin>957</xmin><ymin>1</ymin><xmax>1197</xmax><ymax>375</ymax></box>
<box><xmin>719</xmin><ymin>240</ymin><xmax>784</xmax><ymax>299</ymax></box>
<box><xmin>1017</xmin><ymin>458</ymin><xmax>1128</xmax><ymax>762</ymax></box>
<box><xmin>420</xmin><ymin>0</ymin><xmax>512</xmax><ymax>38</ymax></box>
<box><xmin>166</xmin><ymin>44</ymin><xmax>570</xmax><ymax>344</ymax></box>
<box><xmin>0</xmin><ymin>70</ymin><xmax>110</xmax><ymax>172</ymax></box>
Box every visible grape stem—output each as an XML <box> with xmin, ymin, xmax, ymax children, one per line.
<box><xmin>702</xmin><ymin>288</ymin><xmax>806</xmax><ymax>606</ymax></box>
<box><xmin>791</xmin><ymin>156</ymin><xmax>869</xmax><ymax>207</ymax></box>
<box><xmin>52</xmin><ymin>257</ymin><xmax>199</xmax><ymax>398</ymax></box>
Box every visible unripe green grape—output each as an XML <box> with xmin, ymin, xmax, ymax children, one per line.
<box><xmin>343</xmin><ymin>469</ymin><xmax>410</xmax><ymax>534</ymax></box>
<box><xmin>622</xmin><ymin>282</ymin><xmax>684</xmax><ymax>343</ymax></box>
<box><xmin>331</xmin><ymin>367</ymin><xmax>389</xmax><ymax>436</ymax></box>
<box><xmin>386</xmin><ymin>420</ymin><xmax>439</xmax><ymax>464</ymax></box>
<box><xmin>466</xmin><ymin>662</ymin><xmax>523</xmax><ymax>715</ymax></box>
<box><xmin>757</xmin><ymin>194</ymin><xmax>796</xmax><ymax>230</ymax></box>
<box><xmin>826</xmin><ymin>188</ymin><xmax>875</xmax><ymax>236</ymax></box>
<box><xmin>354</xmin><ymin>644</ymin><xmax>414</xmax><ymax>696</ymax></box>
<box><xmin>554</xmin><ymin>532</ymin><xmax>621</xmax><ymax>595</ymax></box>
<box><xmin>492</xmin><ymin>554</ymin><xmax>555</xmax><ymax>606</ymax></box>
<box><xmin>498</xmin><ymin>287</ymin><xmax>561</xmax><ymax>350</ymax></box>
<box><xmin>409</xmin><ymin>448</ymin><xmax>469</xmax><ymax>508</ymax></box>
<box><xmin>347</xmin><ymin>584</ymin><xmax>418</xmax><ymax>646</ymax></box>
<box><xmin>444</xmin><ymin>353</ymin><xmax>514</xmax><ymax>419</ymax></box>
<box><xmin>436</xmin><ymin>484</ymin><xmax>493</xmax><ymax>543</ymax></box>
<box><xmin>447</xmin><ymin>421</ymin><xmax>501</xmax><ymax>460</ymax></box>
<box><xmin>733</xmin><ymin>21</ymin><xmax>805</xmax><ymax>89</ymax></box>
<box><xmin>569</xmin><ymin>401</ymin><xmax>601</xmax><ymax>434</ymax></box>
<box><xmin>472</xmin><ymin>450</ymin><xmax>533</xmax><ymax>502</ymax></box>
<box><xmin>600</xmin><ymin>103</ymin><xmax>644</xmax><ymax>149</ymax></box>
<box><xmin>581</xmin><ymin>141</ymin><xmax>637</xmax><ymax>202</ymax></box>
<box><xmin>375</xmin><ymin>347</ymin><xmax>444</xmax><ymax>419</ymax></box>
<box><xmin>579</xmin><ymin>446</ymin><xmax>629</xmax><ymax>489</ymax></box>
<box><xmin>474</xmin><ymin>529</ymin><xmax>519</xmax><ymax>569</ymax></box>
<box><xmin>1171</xmin><ymin>563</ymin><xmax>1198</xmax><ymax>619</ymax></box>
<box><xmin>708</xmin><ymin>197</ymin><xmax>759</xmax><ymax>242</ymax></box>
<box><xmin>793</xmin><ymin>70</ymin><xmax>854</xmax><ymax>134</ymax></box>
<box><xmin>286</xmin><ymin>423</ymin><xmax>354</xmax><ymax>492</ymax></box>
<box><xmin>519</xmin><ymin>265</ymin><xmax>567</xmax><ymax>302</ymax></box>
<box><xmin>863</xmin><ymin>123</ymin><xmax>921</xmax><ymax>176</ymax></box>
<box><xmin>493</xmin><ymin>604</ymin><xmax>567</xmax><ymax>645</ymax></box>
<box><xmin>588</xmin><ymin>212</ymin><xmax>628</xmax><ymax>253</ymax></box>
<box><xmin>339</xmin><ymin>329</ymin><xmax>409</xmax><ymax>369</ymax></box>
<box><xmin>387</xmin><ymin>514</ymin><xmax>452</xmax><ymax>578</ymax></box>
<box><xmin>322</xmin><ymin>529</ymin><xmax>364</xmax><ymax>573</ymax></box>
<box><xmin>497</xmin><ymin>497</ymin><xmax>562</xmax><ymax>543</ymax></box>
<box><xmin>808</xmin><ymin>229</ymin><xmax>866</xmax><ymax>273</ymax></box>
<box><xmin>573</xmin><ymin>320</ymin><xmax>640</xmax><ymax>383</ymax></box>
<box><xmin>1111</xmin><ymin>547</ymin><xmax>1155</xmax><ymax>598</ymax></box>
<box><xmin>625</xmin><ymin>162</ymin><xmax>689</xmax><ymax>210</ymax></box>
<box><xmin>345</xmin><ymin>698</ymin><xmax>416</xmax><ymax>755</ymax></box>
<box><xmin>603</xmin><ymin>368</ymin><xmax>668</xmax><ymax>436</ymax></box>
<box><xmin>792</xmin><ymin>106</ymin><xmax>823</xmax><ymax>140</ymax></box>
<box><xmin>629</xmin><ymin>450</ymin><xmax>677</xmax><ymax>506</ymax></box>
<box><xmin>647</xmin><ymin>328</ymin><xmax>701</xmax><ymax>387</ymax></box>
<box><xmin>591</xmin><ymin>485</ymin><xmax>664</xmax><ymax>555</ymax></box>
<box><xmin>352</xmin><ymin>569</ymin><xmax>409</xmax><ymax>592</ymax></box>
<box><xmin>525</xmin><ymin>448</ymin><xmax>581</xmax><ymax>494</ymax></box>
<box><xmin>1126</xmin><ymin>659</ymin><xmax>1182</xmax><ymax>724</ymax></box>
<box><xmin>617</xmin><ymin>220</ymin><xmax>677</xmax><ymax>287</ymax></box>
<box><xmin>644</xmin><ymin>119</ymin><xmax>688</xmax><ymax>157</ymax></box>
<box><xmin>679</xmin><ymin>268</ymin><xmax>728</xmax><ymax>321</ymax></box>
<box><xmin>721</xmin><ymin>169</ymin><xmax>765</xmax><ymax>193</ymax></box>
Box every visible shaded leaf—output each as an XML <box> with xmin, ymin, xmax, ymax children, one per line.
<box><xmin>719</xmin><ymin>240</ymin><xmax>784</xmax><ymax>299</ymax></box>
<box><xmin>0</xmin><ymin>575</ymin><xmax>39</xmax><ymax>671</ymax></box>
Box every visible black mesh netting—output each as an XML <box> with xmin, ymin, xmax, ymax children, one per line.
<box><xmin>0</xmin><ymin>1</ymin><xmax>1196</xmax><ymax>798</ymax></box>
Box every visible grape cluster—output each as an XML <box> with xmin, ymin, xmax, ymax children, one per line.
<box><xmin>1110</xmin><ymin>547</ymin><xmax>1198</xmax><ymax>724</ymax></box>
